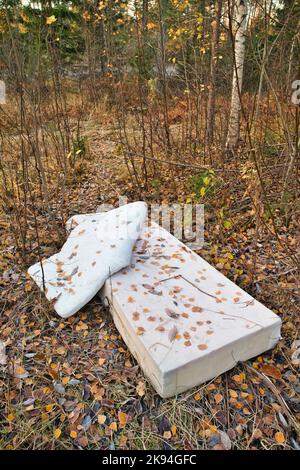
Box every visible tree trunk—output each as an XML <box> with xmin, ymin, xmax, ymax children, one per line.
<box><xmin>206</xmin><ymin>0</ymin><xmax>223</xmax><ymax>146</ymax></box>
<box><xmin>142</xmin><ymin>0</ymin><xmax>149</xmax><ymax>33</ymax></box>
<box><xmin>226</xmin><ymin>0</ymin><xmax>248</xmax><ymax>151</ymax></box>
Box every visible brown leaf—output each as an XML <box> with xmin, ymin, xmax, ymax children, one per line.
<box><xmin>214</xmin><ymin>393</ymin><xmax>224</xmax><ymax>404</ymax></box>
<box><xmin>168</xmin><ymin>325</ymin><xmax>178</xmax><ymax>342</ymax></box>
<box><xmin>192</xmin><ymin>306</ymin><xmax>203</xmax><ymax>312</ymax></box>
<box><xmin>165</xmin><ymin>308</ymin><xmax>179</xmax><ymax>319</ymax></box>
<box><xmin>136</xmin><ymin>381</ymin><xmax>146</xmax><ymax>397</ymax></box>
<box><xmin>78</xmin><ymin>435</ymin><xmax>88</xmax><ymax>447</ymax></box>
<box><xmin>260</xmin><ymin>364</ymin><xmax>281</xmax><ymax>380</ymax></box>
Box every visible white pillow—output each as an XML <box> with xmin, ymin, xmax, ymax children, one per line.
<box><xmin>28</xmin><ymin>202</ymin><xmax>147</xmax><ymax>318</ymax></box>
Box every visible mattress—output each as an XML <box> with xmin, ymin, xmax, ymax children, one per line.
<box><xmin>100</xmin><ymin>222</ymin><xmax>282</xmax><ymax>398</ymax></box>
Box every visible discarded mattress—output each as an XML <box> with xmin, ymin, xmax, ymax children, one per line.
<box><xmin>28</xmin><ymin>202</ymin><xmax>147</xmax><ymax>318</ymax></box>
<box><xmin>28</xmin><ymin>202</ymin><xmax>282</xmax><ymax>397</ymax></box>
<box><xmin>100</xmin><ymin>222</ymin><xmax>282</xmax><ymax>398</ymax></box>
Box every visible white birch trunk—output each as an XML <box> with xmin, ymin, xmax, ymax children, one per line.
<box><xmin>226</xmin><ymin>0</ymin><xmax>248</xmax><ymax>151</ymax></box>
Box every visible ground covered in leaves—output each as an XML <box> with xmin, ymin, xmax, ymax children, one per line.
<box><xmin>0</xmin><ymin>119</ymin><xmax>299</xmax><ymax>450</ymax></box>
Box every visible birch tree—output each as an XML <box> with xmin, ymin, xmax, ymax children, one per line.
<box><xmin>226</xmin><ymin>0</ymin><xmax>248</xmax><ymax>151</ymax></box>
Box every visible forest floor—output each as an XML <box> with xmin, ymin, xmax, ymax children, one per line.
<box><xmin>0</xmin><ymin>113</ymin><xmax>299</xmax><ymax>450</ymax></box>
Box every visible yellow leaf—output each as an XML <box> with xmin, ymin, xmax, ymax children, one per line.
<box><xmin>56</xmin><ymin>346</ymin><xmax>66</xmax><ymax>355</ymax></box>
<box><xmin>98</xmin><ymin>414</ymin><xmax>106</xmax><ymax>425</ymax></box>
<box><xmin>45</xmin><ymin>404</ymin><xmax>54</xmax><ymax>412</ymax></box>
<box><xmin>229</xmin><ymin>389</ymin><xmax>238</xmax><ymax>398</ymax></box>
<box><xmin>46</xmin><ymin>15</ymin><xmax>57</xmax><ymax>25</ymax></box>
<box><xmin>275</xmin><ymin>431</ymin><xmax>285</xmax><ymax>444</ymax></box>
<box><xmin>194</xmin><ymin>392</ymin><xmax>201</xmax><ymax>401</ymax></box>
<box><xmin>171</xmin><ymin>425</ymin><xmax>177</xmax><ymax>436</ymax></box>
<box><xmin>118</xmin><ymin>411</ymin><xmax>127</xmax><ymax>428</ymax></box>
<box><xmin>109</xmin><ymin>422</ymin><xmax>117</xmax><ymax>432</ymax></box>
<box><xmin>163</xmin><ymin>431</ymin><xmax>172</xmax><ymax>439</ymax></box>
<box><xmin>7</xmin><ymin>413</ymin><xmax>15</xmax><ymax>422</ymax></box>
<box><xmin>233</xmin><ymin>374</ymin><xmax>243</xmax><ymax>384</ymax></box>
<box><xmin>18</xmin><ymin>23</ymin><xmax>28</xmax><ymax>34</ymax></box>
<box><xmin>70</xmin><ymin>430</ymin><xmax>77</xmax><ymax>439</ymax></box>
<box><xmin>147</xmin><ymin>22</ymin><xmax>156</xmax><ymax>30</ymax></box>
<box><xmin>20</xmin><ymin>12</ymin><xmax>31</xmax><ymax>23</ymax></box>
<box><xmin>53</xmin><ymin>428</ymin><xmax>61</xmax><ymax>439</ymax></box>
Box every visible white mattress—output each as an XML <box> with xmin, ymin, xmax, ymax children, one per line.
<box><xmin>100</xmin><ymin>222</ymin><xmax>281</xmax><ymax>398</ymax></box>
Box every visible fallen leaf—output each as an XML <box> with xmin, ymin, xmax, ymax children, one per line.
<box><xmin>53</xmin><ymin>428</ymin><xmax>61</xmax><ymax>439</ymax></box>
<box><xmin>119</xmin><ymin>435</ymin><xmax>127</xmax><ymax>447</ymax></box>
<box><xmin>46</xmin><ymin>15</ymin><xmax>57</xmax><ymax>25</ymax></box>
<box><xmin>118</xmin><ymin>411</ymin><xmax>127</xmax><ymax>428</ymax></box>
<box><xmin>192</xmin><ymin>306</ymin><xmax>203</xmax><ymax>312</ymax></box>
<box><xmin>45</xmin><ymin>404</ymin><xmax>55</xmax><ymax>412</ymax></box>
<box><xmin>136</xmin><ymin>381</ymin><xmax>145</xmax><ymax>397</ymax></box>
<box><xmin>275</xmin><ymin>431</ymin><xmax>285</xmax><ymax>444</ymax></box>
<box><xmin>7</xmin><ymin>413</ymin><xmax>15</xmax><ymax>422</ymax></box>
<box><xmin>109</xmin><ymin>422</ymin><xmax>117</xmax><ymax>432</ymax></box>
<box><xmin>165</xmin><ymin>308</ymin><xmax>179</xmax><ymax>319</ymax></box>
<box><xmin>168</xmin><ymin>325</ymin><xmax>178</xmax><ymax>342</ymax></box>
<box><xmin>214</xmin><ymin>393</ymin><xmax>224</xmax><ymax>404</ymax></box>
<box><xmin>260</xmin><ymin>364</ymin><xmax>281</xmax><ymax>380</ymax></box>
<box><xmin>98</xmin><ymin>414</ymin><xmax>106</xmax><ymax>425</ymax></box>
<box><xmin>219</xmin><ymin>431</ymin><xmax>231</xmax><ymax>450</ymax></box>
<box><xmin>14</xmin><ymin>366</ymin><xmax>29</xmax><ymax>379</ymax></box>
<box><xmin>78</xmin><ymin>435</ymin><xmax>88</xmax><ymax>447</ymax></box>
<box><xmin>0</xmin><ymin>340</ymin><xmax>7</xmax><ymax>365</ymax></box>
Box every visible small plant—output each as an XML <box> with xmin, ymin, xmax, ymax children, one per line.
<box><xmin>188</xmin><ymin>169</ymin><xmax>222</xmax><ymax>201</ymax></box>
<box><xmin>70</xmin><ymin>134</ymin><xmax>88</xmax><ymax>168</ymax></box>
<box><xmin>150</xmin><ymin>178</ymin><xmax>162</xmax><ymax>190</ymax></box>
